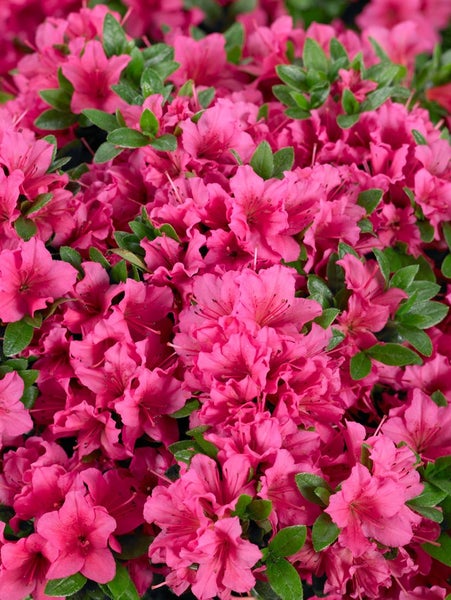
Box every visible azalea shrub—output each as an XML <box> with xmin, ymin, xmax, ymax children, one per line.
<box><xmin>0</xmin><ymin>0</ymin><xmax>451</xmax><ymax>599</ymax></box>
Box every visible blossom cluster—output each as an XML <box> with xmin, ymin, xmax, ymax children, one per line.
<box><xmin>0</xmin><ymin>0</ymin><xmax>450</xmax><ymax>599</ymax></box>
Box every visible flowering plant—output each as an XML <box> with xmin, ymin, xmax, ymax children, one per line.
<box><xmin>0</xmin><ymin>0</ymin><xmax>450</xmax><ymax>599</ymax></box>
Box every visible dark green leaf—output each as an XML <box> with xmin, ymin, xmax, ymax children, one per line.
<box><xmin>350</xmin><ymin>352</ymin><xmax>372</xmax><ymax>380</ymax></box>
<box><xmin>443</xmin><ymin>222</ymin><xmax>451</xmax><ymax>249</ymax></box>
<box><xmin>149</xmin><ymin>134</ymin><xmax>177</xmax><ymax>152</ymax></box>
<box><xmin>285</xmin><ymin>107</ymin><xmax>311</xmax><ymax>120</ymax></box>
<box><xmin>409</xmin><ymin>505</ymin><xmax>443</xmax><ymax>523</ymax></box>
<box><xmin>269</xmin><ymin>526</ymin><xmax>307</xmax><ymax>558</ymax></box>
<box><xmin>431</xmin><ymin>390</ymin><xmax>447</xmax><ymax>407</ymax></box>
<box><xmin>4</xmin><ymin>321</ymin><xmax>35</xmax><ymax>356</ymax></box>
<box><xmin>111</xmin><ymin>249</ymin><xmax>146</xmax><ymax>270</ymax></box>
<box><xmin>103</xmin><ymin>13</ymin><xmax>127</xmax><ymax>57</ymax></box>
<box><xmin>312</xmin><ymin>513</ymin><xmax>340</xmax><ymax>552</ymax></box>
<box><xmin>361</xmin><ymin>86</ymin><xmax>392</xmax><ymax>111</ymax></box>
<box><xmin>139</xmin><ymin>108</ymin><xmax>159</xmax><ymax>137</ymax></box>
<box><xmin>140</xmin><ymin>67</ymin><xmax>164</xmax><ymax>98</ymax></box>
<box><xmin>250</xmin><ymin>141</ymin><xmax>274</xmax><ymax>180</ymax></box>
<box><xmin>108</xmin><ymin>128</ymin><xmax>149</xmax><ymax>148</ymax></box>
<box><xmin>35</xmin><ymin>109</ymin><xmax>77</xmax><ymax>130</ymax></box>
<box><xmin>276</xmin><ymin>65</ymin><xmax>306</xmax><ymax>89</ymax></box>
<box><xmin>295</xmin><ymin>473</ymin><xmax>330</xmax><ymax>506</ymax></box>
<box><xmin>336</xmin><ymin>113</ymin><xmax>360</xmax><ymax>128</ymax></box>
<box><xmin>342</xmin><ymin>88</ymin><xmax>360</xmax><ymax>115</ymax></box>
<box><xmin>112</xmin><ymin>82</ymin><xmax>143</xmax><ymax>105</ymax></box>
<box><xmin>83</xmin><ymin>109</ymin><xmax>119</xmax><ymax>132</ymax></box>
<box><xmin>390</xmin><ymin>265</ymin><xmax>419</xmax><ymax>290</ymax></box>
<box><xmin>366</xmin><ymin>343</ymin><xmax>422</xmax><ymax>366</ymax></box>
<box><xmin>357</xmin><ymin>188</ymin><xmax>383</xmax><ymax>214</ymax></box>
<box><xmin>273</xmin><ymin>147</ymin><xmax>294</xmax><ymax>177</ymax></box>
<box><xmin>425</xmin><ymin>457</ymin><xmax>451</xmax><ymax>495</ymax></box>
<box><xmin>397</xmin><ymin>325</ymin><xmax>433</xmax><ymax>356</ymax></box>
<box><xmin>423</xmin><ymin>533</ymin><xmax>451</xmax><ymax>567</ymax></box>
<box><xmin>158</xmin><ymin>223</ymin><xmax>180</xmax><ymax>241</ymax></box>
<box><xmin>111</xmin><ymin>259</ymin><xmax>128</xmax><ymax>283</ymax></box>
<box><xmin>307</xmin><ymin>275</ymin><xmax>333</xmax><ymax>308</ymax></box>
<box><xmin>39</xmin><ymin>88</ymin><xmax>71</xmax><ymax>111</ymax></box>
<box><xmin>412</xmin><ymin>129</ymin><xmax>427</xmax><ymax>145</ymax></box>
<box><xmin>89</xmin><ymin>247</ymin><xmax>110</xmax><ymax>268</ymax></box>
<box><xmin>45</xmin><ymin>573</ymin><xmax>87</xmax><ymax>596</ymax></box>
<box><xmin>198</xmin><ymin>87</ymin><xmax>215</xmax><ymax>108</ymax></box>
<box><xmin>168</xmin><ymin>439</ymin><xmax>198</xmax><ymax>464</ymax></box>
<box><xmin>273</xmin><ymin>84</ymin><xmax>299</xmax><ymax>106</ymax></box>
<box><xmin>408</xmin><ymin>482</ymin><xmax>448</xmax><ymax>508</ymax></box>
<box><xmin>266</xmin><ymin>557</ymin><xmax>303</xmax><ymax>600</ymax></box>
<box><xmin>14</xmin><ymin>216</ymin><xmax>37</xmax><ymax>241</ymax></box>
<box><xmin>372</xmin><ymin>248</ymin><xmax>391</xmax><ymax>282</ymax></box>
<box><xmin>303</xmin><ymin>37</ymin><xmax>328</xmax><ymax>73</ymax></box>
<box><xmin>338</xmin><ymin>242</ymin><xmax>359</xmax><ymax>259</ymax></box>
<box><xmin>315</xmin><ymin>308</ymin><xmax>340</xmax><ymax>329</ymax></box>
<box><xmin>94</xmin><ymin>142</ymin><xmax>124</xmax><ymax>163</ymax></box>
<box><xmin>399</xmin><ymin>301</ymin><xmax>448</xmax><ymax>329</ymax></box>
<box><xmin>105</xmin><ymin>563</ymin><xmax>140</xmax><ymax>600</ymax></box>
<box><xmin>25</xmin><ymin>193</ymin><xmax>53</xmax><ymax>216</ymax></box>
<box><xmin>232</xmin><ymin>494</ymin><xmax>253</xmax><ymax>518</ymax></box>
<box><xmin>116</xmin><ymin>532</ymin><xmax>154</xmax><ymax>560</ymax></box>
<box><xmin>170</xmin><ymin>399</ymin><xmax>200</xmax><ymax>418</ymax></box>
<box><xmin>418</xmin><ymin>219</ymin><xmax>435</xmax><ymax>243</ymax></box>
<box><xmin>326</xmin><ymin>328</ymin><xmax>345</xmax><ymax>351</ymax></box>
<box><xmin>442</xmin><ymin>254</ymin><xmax>451</xmax><ymax>278</ymax></box>
<box><xmin>247</xmin><ymin>499</ymin><xmax>272</xmax><ymax>521</ymax></box>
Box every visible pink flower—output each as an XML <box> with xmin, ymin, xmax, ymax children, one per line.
<box><xmin>0</xmin><ymin>237</ymin><xmax>78</xmax><ymax>323</ymax></box>
<box><xmin>382</xmin><ymin>388</ymin><xmax>451</xmax><ymax>460</ymax></box>
<box><xmin>0</xmin><ymin>372</ymin><xmax>32</xmax><ymax>447</ymax></box>
<box><xmin>326</xmin><ymin>464</ymin><xmax>420</xmax><ymax>555</ymax></box>
<box><xmin>188</xmin><ymin>517</ymin><xmax>262</xmax><ymax>600</ymax></box>
<box><xmin>36</xmin><ymin>491</ymin><xmax>117</xmax><ymax>584</ymax></box>
<box><xmin>0</xmin><ymin>534</ymin><xmax>56</xmax><ymax>600</ymax></box>
<box><xmin>62</xmin><ymin>40</ymin><xmax>130</xmax><ymax>114</ymax></box>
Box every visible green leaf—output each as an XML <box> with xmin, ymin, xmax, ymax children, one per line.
<box><xmin>276</xmin><ymin>65</ymin><xmax>306</xmax><ymax>89</ymax></box>
<box><xmin>24</xmin><ymin>193</ymin><xmax>53</xmax><ymax>216</ymax></box>
<box><xmin>443</xmin><ymin>222</ymin><xmax>451</xmax><ymax>249</ymax></box>
<box><xmin>408</xmin><ymin>280</ymin><xmax>440</xmax><ymax>302</ymax></box>
<box><xmin>330</xmin><ymin>38</ymin><xmax>349</xmax><ymax>63</ymax></box>
<box><xmin>442</xmin><ymin>254</ymin><xmax>451</xmax><ymax>278</ymax></box>
<box><xmin>170</xmin><ymin>399</ymin><xmax>200</xmax><ymax>418</ymax></box>
<box><xmin>312</xmin><ymin>513</ymin><xmax>340</xmax><ymax>552</ymax></box>
<box><xmin>361</xmin><ymin>86</ymin><xmax>392</xmax><ymax>111</ymax></box>
<box><xmin>399</xmin><ymin>301</ymin><xmax>448</xmax><ymax>330</ymax></box>
<box><xmin>431</xmin><ymin>390</ymin><xmax>448</xmax><ymax>407</ymax></box>
<box><xmin>269</xmin><ymin>526</ymin><xmax>307</xmax><ymax>558</ymax></box>
<box><xmin>266</xmin><ymin>557</ymin><xmax>303</xmax><ymax>600</ymax></box>
<box><xmin>139</xmin><ymin>108</ymin><xmax>159</xmax><ymax>137</ymax></box>
<box><xmin>250</xmin><ymin>141</ymin><xmax>274</xmax><ymax>180</ymax></box>
<box><xmin>108</xmin><ymin>128</ymin><xmax>150</xmax><ymax>148</ymax></box>
<box><xmin>111</xmin><ymin>259</ymin><xmax>128</xmax><ymax>283</ymax></box>
<box><xmin>104</xmin><ymin>563</ymin><xmax>140</xmax><ymax>600</ymax></box>
<box><xmin>409</xmin><ymin>505</ymin><xmax>443</xmax><ymax>523</ymax></box>
<box><xmin>366</xmin><ymin>343</ymin><xmax>422</xmax><ymax>366</ymax></box>
<box><xmin>307</xmin><ymin>275</ymin><xmax>333</xmax><ymax>308</ymax></box>
<box><xmin>303</xmin><ymin>37</ymin><xmax>328</xmax><ymax>73</ymax></box>
<box><xmin>408</xmin><ymin>482</ymin><xmax>448</xmax><ymax>508</ymax></box>
<box><xmin>167</xmin><ymin>439</ymin><xmax>198</xmax><ymax>464</ymax></box>
<box><xmin>418</xmin><ymin>219</ymin><xmax>435</xmax><ymax>243</ymax></box>
<box><xmin>83</xmin><ymin>109</ymin><xmax>119</xmax><ymax>132</ymax></box>
<box><xmin>140</xmin><ymin>67</ymin><xmax>164</xmax><ymax>98</ymax></box>
<box><xmin>342</xmin><ymin>88</ymin><xmax>360</xmax><ymax>115</ymax></box>
<box><xmin>232</xmin><ymin>494</ymin><xmax>253</xmax><ymax>517</ymax></box>
<box><xmin>14</xmin><ymin>216</ymin><xmax>37</xmax><ymax>241</ymax></box>
<box><xmin>87</xmin><ymin>248</ymin><xmax>109</xmax><ymax>270</ymax></box>
<box><xmin>350</xmin><ymin>352</ymin><xmax>372</xmax><ymax>380</ymax></box>
<box><xmin>3</xmin><ymin>321</ymin><xmax>35</xmax><ymax>356</ymax></box>
<box><xmin>103</xmin><ymin>13</ymin><xmax>127</xmax><ymax>57</ymax></box>
<box><xmin>412</xmin><ymin>129</ymin><xmax>427</xmax><ymax>145</ymax></box>
<box><xmin>224</xmin><ymin>22</ymin><xmax>244</xmax><ymax>63</ymax></box>
<box><xmin>111</xmin><ymin>249</ymin><xmax>146</xmax><ymax>270</ymax></box>
<box><xmin>247</xmin><ymin>499</ymin><xmax>272</xmax><ymax>521</ymax></box>
<box><xmin>35</xmin><ymin>109</ymin><xmax>77</xmax><ymax>130</ymax></box>
<box><xmin>390</xmin><ymin>265</ymin><xmax>419</xmax><ymax>290</ymax></box>
<box><xmin>39</xmin><ymin>88</ymin><xmax>71</xmax><ymax>111</ymax></box>
<box><xmin>273</xmin><ymin>146</ymin><xmax>294</xmax><ymax>177</ymax></box>
<box><xmin>44</xmin><ymin>573</ymin><xmax>87</xmax><ymax>596</ymax></box>
<box><xmin>338</xmin><ymin>242</ymin><xmax>359</xmax><ymax>259</ymax></box>
<box><xmin>315</xmin><ymin>308</ymin><xmax>340</xmax><ymax>329</ymax></box>
<box><xmin>112</xmin><ymin>82</ymin><xmax>143</xmax><ymax>105</ymax></box>
<box><xmin>397</xmin><ymin>325</ymin><xmax>433</xmax><ymax>357</ymax></box>
<box><xmin>94</xmin><ymin>142</ymin><xmax>124</xmax><ymax>163</ymax></box>
<box><xmin>423</xmin><ymin>533</ymin><xmax>451</xmax><ymax>567</ymax></box>
<box><xmin>336</xmin><ymin>113</ymin><xmax>360</xmax><ymax>128</ymax></box>
<box><xmin>357</xmin><ymin>188</ymin><xmax>383</xmax><ymax>214</ymax></box>
<box><xmin>326</xmin><ymin>328</ymin><xmax>345</xmax><ymax>351</ymax></box>
<box><xmin>425</xmin><ymin>457</ymin><xmax>451</xmax><ymax>495</ymax></box>
<box><xmin>116</xmin><ymin>532</ymin><xmax>154</xmax><ymax>560</ymax></box>
<box><xmin>198</xmin><ymin>87</ymin><xmax>215</xmax><ymax>108</ymax></box>
<box><xmin>149</xmin><ymin>134</ymin><xmax>177</xmax><ymax>152</ymax></box>
<box><xmin>295</xmin><ymin>473</ymin><xmax>330</xmax><ymax>506</ymax></box>
<box><xmin>372</xmin><ymin>248</ymin><xmax>391</xmax><ymax>282</ymax></box>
